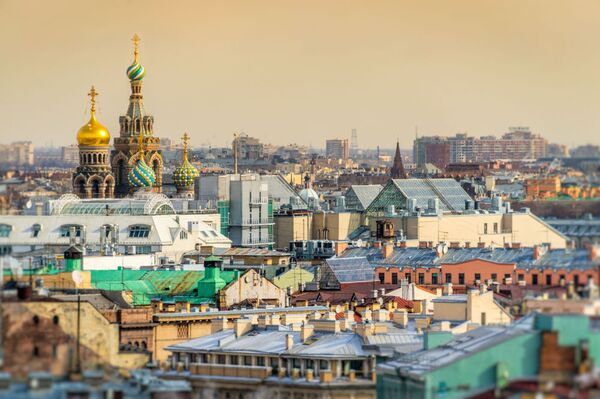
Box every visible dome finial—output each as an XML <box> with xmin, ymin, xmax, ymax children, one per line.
<box><xmin>132</xmin><ymin>33</ymin><xmax>141</xmax><ymax>62</ymax></box>
<box><xmin>88</xmin><ymin>85</ymin><xmax>98</xmax><ymax>115</ymax></box>
<box><xmin>182</xmin><ymin>132</ymin><xmax>190</xmax><ymax>162</ymax></box>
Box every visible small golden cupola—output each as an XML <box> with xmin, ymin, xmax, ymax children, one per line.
<box><xmin>77</xmin><ymin>86</ymin><xmax>111</xmax><ymax>146</ymax></box>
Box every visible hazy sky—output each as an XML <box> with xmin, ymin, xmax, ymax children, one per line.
<box><xmin>2</xmin><ymin>0</ymin><xmax>600</xmax><ymax>149</ymax></box>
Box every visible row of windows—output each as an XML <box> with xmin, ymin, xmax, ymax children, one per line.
<box><xmin>381</xmin><ymin>271</ymin><xmax>595</xmax><ymax>286</ymax></box>
<box><xmin>189</xmin><ymin>353</ymin><xmax>331</xmax><ymax>371</ymax></box>
<box><xmin>0</xmin><ymin>224</ymin><xmax>152</xmax><ymax>239</ymax></box>
<box><xmin>80</xmin><ymin>152</ymin><xmax>108</xmax><ymax>164</ymax></box>
<box><xmin>483</xmin><ymin>222</ymin><xmax>499</xmax><ymax>235</ymax></box>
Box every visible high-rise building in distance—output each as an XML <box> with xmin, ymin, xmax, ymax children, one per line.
<box><xmin>326</xmin><ymin>138</ymin><xmax>349</xmax><ymax>160</ymax></box>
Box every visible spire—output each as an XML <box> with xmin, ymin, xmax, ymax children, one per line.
<box><xmin>390</xmin><ymin>141</ymin><xmax>407</xmax><ymax>179</ymax></box>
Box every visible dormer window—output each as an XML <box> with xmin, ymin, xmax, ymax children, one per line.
<box><xmin>32</xmin><ymin>224</ymin><xmax>42</xmax><ymax>238</ymax></box>
<box><xmin>60</xmin><ymin>225</ymin><xmax>82</xmax><ymax>238</ymax></box>
<box><xmin>129</xmin><ymin>225</ymin><xmax>151</xmax><ymax>238</ymax></box>
<box><xmin>0</xmin><ymin>224</ymin><xmax>12</xmax><ymax>238</ymax></box>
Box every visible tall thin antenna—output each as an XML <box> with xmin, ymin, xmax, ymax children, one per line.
<box><xmin>232</xmin><ymin>133</ymin><xmax>239</xmax><ymax>174</ymax></box>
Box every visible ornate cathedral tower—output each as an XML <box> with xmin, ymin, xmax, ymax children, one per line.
<box><xmin>72</xmin><ymin>86</ymin><xmax>115</xmax><ymax>198</ymax></box>
<box><xmin>111</xmin><ymin>34</ymin><xmax>163</xmax><ymax>197</ymax></box>
<box><xmin>390</xmin><ymin>141</ymin><xmax>407</xmax><ymax>179</ymax></box>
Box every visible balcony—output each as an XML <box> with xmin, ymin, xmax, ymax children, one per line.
<box><xmin>230</xmin><ymin>218</ymin><xmax>274</xmax><ymax>227</ymax></box>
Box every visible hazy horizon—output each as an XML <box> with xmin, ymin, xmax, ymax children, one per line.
<box><xmin>2</xmin><ymin>0</ymin><xmax>600</xmax><ymax>149</ymax></box>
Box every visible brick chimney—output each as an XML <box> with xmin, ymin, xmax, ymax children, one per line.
<box><xmin>464</xmin><ymin>242</ymin><xmax>471</xmax><ymax>248</ymax></box>
<box><xmin>512</xmin><ymin>242</ymin><xmax>521</xmax><ymax>249</ymax></box>
<box><xmin>450</xmin><ymin>242</ymin><xmax>460</xmax><ymax>249</ymax></box>
<box><xmin>383</xmin><ymin>243</ymin><xmax>394</xmax><ymax>259</ymax></box>
<box><xmin>477</xmin><ymin>242</ymin><xmax>486</xmax><ymax>249</ymax></box>
<box><xmin>590</xmin><ymin>245</ymin><xmax>598</xmax><ymax>261</ymax></box>
<box><xmin>399</xmin><ymin>241</ymin><xmax>407</xmax><ymax>249</ymax></box>
<box><xmin>335</xmin><ymin>241</ymin><xmax>348</xmax><ymax>256</ymax></box>
<box><xmin>533</xmin><ymin>245</ymin><xmax>541</xmax><ymax>260</ymax></box>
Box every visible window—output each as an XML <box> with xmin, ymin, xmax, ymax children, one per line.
<box><xmin>179</xmin><ymin>230</ymin><xmax>188</xmax><ymax>240</ymax></box>
<box><xmin>32</xmin><ymin>346</ymin><xmax>39</xmax><ymax>357</ymax></box>
<box><xmin>53</xmin><ymin>315</ymin><xmax>59</xmax><ymax>325</ymax></box>
<box><xmin>60</xmin><ymin>225</ymin><xmax>82</xmax><ymax>238</ymax></box>
<box><xmin>483</xmin><ymin>223</ymin><xmax>488</xmax><ymax>234</ymax></box>
<box><xmin>378</xmin><ymin>273</ymin><xmax>385</xmax><ymax>283</ymax></box>
<box><xmin>0</xmin><ymin>246</ymin><xmax>11</xmax><ymax>255</ymax></box>
<box><xmin>129</xmin><ymin>225</ymin><xmax>151</xmax><ymax>238</ymax></box>
<box><xmin>574</xmin><ymin>275</ymin><xmax>580</xmax><ymax>286</ymax></box>
<box><xmin>404</xmin><ymin>273</ymin><xmax>411</xmax><ymax>283</ymax></box>
<box><xmin>230</xmin><ymin>355</ymin><xmax>238</xmax><ymax>365</ymax></box>
<box><xmin>458</xmin><ymin>273</ymin><xmax>465</xmax><ymax>285</ymax></box>
<box><xmin>491</xmin><ymin>273</ymin><xmax>497</xmax><ymax>282</ymax></box>
<box><xmin>504</xmin><ymin>273</ymin><xmax>511</xmax><ymax>279</ymax></box>
<box><xmin>244</xmin><ymin>356</ymin><xmax>252</xmax><ymax>366</ymax></box>
<box><xmin>320</xmin><ymin>360</ymin><xmax>329</xmax><ymax>370</ymax></box>
<box><xmin>431</xmin><ymin>273</ymin><xmax>438</xmax><ymax>285</ymax></box>
<box><xmin>493</xmin><ymin>223</ymin><xmax>498</xmax><ymax>234</ymax></box>
<box><xmin>217</xmin><ymin>355</ymin><xmax>226</xmax><ymax>364</ymax></box>
<box><xmin>391</xmin><ymin>273</ymin><xmax>398</xmax><ymax>285</ymax></box>
<box><xmin>0</xmin><ymin>224</ymin><xmax>12</xmax><ymax>238</ymax></box>
<box><xmin>256</xmin><ymin>357</ymin><xmax>265</xmax><ymax>366</ymax></box>
<box><xmin>546</xmin><ymin>275</ymin><xmax>552</xmax><ymax>286</ymax></box>
<box><xmin>418</xmin><ymin>273</ymin><xmax>425</xmax><ymax>285</ymax></box>
<box><xmin>589</xmin><ymin>275</ymin><xmax>594</xmax><ymax>284</ymax></box>
<box><xmin>52</xmin><ymin>344</ymin><xmax>57</xmax><ymax>359</ymax></box>
<box><xmin>518</xmin><ymin>274</ymin><xmax>525</xmax><ymax>282</ymax></box>
<box><xmin>33</xmin><ymin>315</ymin><xmax>39</xmax><ymax>325</ymax></box>
<box><xmin>176</xmin><ymin>324</ymin><xmax>189</xmax><ymax>339</ymax></box>
<box><xmin>474</xmin><ymin>273</ymin><xmax>481</xmax><ymax>282</ymax></box>
<box><xmin>559</xmin><ymin>274</ymin><xmax>566</xmax><ymax>283</ymax></box>
<box><xmin>32</xmin><ymin>224</ymin><xmax>42</xmax><ymax>238</ymax></box>
<box><xmin>532</xmin><ymin>274</ymin><xmax>538</xmax><ymax>285</ymax></box>
<box><xmin>445</xmin><ymin>273</ymin><xmax>452</xmax><ymax>283</ymax></box>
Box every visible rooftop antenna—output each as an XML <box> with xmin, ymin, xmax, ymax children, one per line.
<box><xmin>232</xmin><ymin>132</ymin><xmax>239</xmax><ymax>174</ymax></box>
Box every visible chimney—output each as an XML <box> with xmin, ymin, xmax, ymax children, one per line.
<box><xmin>234</xmin><ymin>317</ymin><xmax>253</xmax><ymax>337</ymax></box>
<box><xmin>399</xmin><ymin>241</ymin><xmax>407</xmax><ymax>249</ymax></box>
<box><xmin>383</xmin><ymin>243</ymin><xmax>394</xmax><ymax>259</ymax></box>
<box><xmin>286</xmin><ymin>334</ymin><xmax>294</xmax><ymax>350</ymax></box>
<box><xmin>305</xmin><ymin>369</ymin><xmax>314</xmax><ymax>382</ymax></box>
<box><xmin>479</xmin><ymin>284</ymin><xmax>487</xmax><ymax>294</ymax></box>
<box><xmin>213</xmin><ymin>316</ymin><xmax>228</xmax><ymax>332</ymax></box>
<box><xmin>464</xmin><ymin>242</ymin><xmax>471</xmax><ymax>248</ymax></box>
<box><xmin>335</xmin><ymin>241</ymin><xmax>348</xmax><ymax>256</ymax></box>
<box><xmin>372</xmin><ymin>290</ymin><xmax>378</xmax><ymax>299</ymax></box>
<box><xmin>512</xmin><ymin>242</ymin><xmax>521</xmax><ymax>249</ymax></box>
<box><xmin>533</xmin><ymin>245</ymin><xmax>541</xmax><ymax>260</ymax></box>
<box><xmin>443</xmin><ymin>283</ymin><xmax>453</xmax><ymax>296</ymax></box>
<box><xmin>373</xmin><ymin>241</ymin><xmax>382</xmax><ymax>249</ymax></box>
<box><xmin>477</xmin><ymin>242</ymin><xmax>486</xmax><ymax>249</ymax></box>
<box><xmin>450</xmin><ymin>242</ymin><xmax>460</xmax><ymax>249</ymax></box>
<box><xmin>504</xmin><ymin>243</ymin><xmax>510</xmax><ymax>249</ymax></box>
<box><xmin>419</xmin><ymin>241</ymin><xmax>428</xmax><ymax>249</ymax></box>
<box><xmin>590</xmin><ymin>246</ymin><xmax>598</xmax><ymax>261</ymax></box>
<box><xmin>392</xmin><ymin>310</ymin><xmax>408</xmax><ymax>328</ymax></box>
<box><xmin>300</xmin><ymin>323</ymin><xmax>314</xmax><ymax>342</ymax></box>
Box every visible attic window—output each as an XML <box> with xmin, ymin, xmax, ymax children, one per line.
<box><xmin>0</xmin><ymin>224</ymin><xmax>12</xmax><ymax>238</ymax></box>
<box><xmin>32</xmin><ymin>224</ymin><xmax>42</xmax><ymax>238</ymax></box>
<box><xmin>129</xmin><ymin>225</ymin><xmax>151</xmax><ymax>238</ymax></box>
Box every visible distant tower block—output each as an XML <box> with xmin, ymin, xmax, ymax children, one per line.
<box><xmin>350</xmin><ymin>128</ymin><xmax>358</xmax><ymax>155</ymax></box>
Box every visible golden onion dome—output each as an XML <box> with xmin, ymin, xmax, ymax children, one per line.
<box><xmin>77</xmin><ymin>86</ymin><xmax>110</xmax><ymax>147</ymax></box>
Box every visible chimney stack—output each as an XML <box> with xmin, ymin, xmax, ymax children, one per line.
<box><xmin>383</xmin><ymin>243</ymin><xmax>394</xmax><ymax>259</ymax></box>
<box><xmin>286</xmin><ymin>334</ymin><xmax>294</xmax><ymax>350</ymax></box>
<box><xmin>300</xmin><ymin>323</ymin><xmax>314</xmax><ymax>342</ymax></box>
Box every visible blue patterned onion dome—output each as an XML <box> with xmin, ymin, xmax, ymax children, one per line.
<box><xmin>127</xmin><ymin>61</ymin><xmax>146</xmax><ymax>81</ymax></box>
<box><xmin>128</xmin><ymin>157</ymin><xmax>156</xmax><ymax>188</ymax></box>
<box><xmin>173</xmin><ymin>159</ymin><xmax>199</xmax><ymax>188</ymax></box>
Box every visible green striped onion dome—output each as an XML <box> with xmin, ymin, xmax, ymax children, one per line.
<box><xmin>127</xmin><ymin>61</ymin><xmax>146</xmax><ymax>81</ymax></box>
<box><xmin>173</xmin><ymin>159</ymin><xmax>199</xmax><ymax>188</ymax></box>
<box><xmin>128</xmin><ymin>157</ymin><xmax>156</xmax><ymax>188</ymax></box>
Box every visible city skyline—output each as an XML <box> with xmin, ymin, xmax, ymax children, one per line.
<box><xmin>3</xmin><ymin>0</ymin><xmax>600</xmax><ymax>148</ymax></box>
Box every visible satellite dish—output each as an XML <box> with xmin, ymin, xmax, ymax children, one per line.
<box><xmin>72</xmin><ymin>270</ymin><xmax>84</xmax><ymax>287</ymax></box>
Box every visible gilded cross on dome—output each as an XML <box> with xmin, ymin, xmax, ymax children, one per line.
<box><xmin>132</xmin><ymin>34</ymin><xmax>141</xmax><ymax>62</ymax></box>
<box><xmin>182</xmin><ymin>133</ymin><xmax>190</xmax><ymax>160</ymax></box>
<box><xmin>88</xmin><ymin>86</ymin><xmax>98</xmax><ymax>113</ymax></box>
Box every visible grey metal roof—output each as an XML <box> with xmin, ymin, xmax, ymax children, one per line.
<box><xmin>324</xmin><ymin>257</ymin><xmax>376</xmax><ymax>283</ymax></box>
<box><xmin>338</xmin><ymin>246</ymin><xmax>600</xmax><ymax>271</ymax></box>
<box><xmin>378</xmin><ymin>315</ymin><xmax>536</xmax><ymax>377</ymax></box>
<box><xmin>345</xmin><ymin>185</ymin><xmax>383</xmax><ymax>210</ymax></box>
<box><xmin>288</xmin><ymin>333</ymin><xmax>366</xmax><ymax>358</ymax></box>
<box><xmin>431</xmin><ymin>294</ymin><xmax>467</xmax><ymax>303</ymax></box>
<box><xmin>546</xmin><ymin>218</ymin><xmax>600</xmax><ymax>238</ymax></box>
<box><xmin>392</xmin><ymin>178</ymin><xmax>472</xmax><ymax>212</ymax></box>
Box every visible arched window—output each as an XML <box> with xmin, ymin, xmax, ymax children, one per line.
<box><xmin>91</xmin><ymin>180</ymin><xmax>100</xmax><ymax>198</ymax></box>
<box><xmin>0</xmin><ymin>224</ymin><xmax>12</xmax><ymax>237</ymax></box>
<box><xmin>128</xmin><ymin>225</ymin><xmax>151</xmax><ymax>238</ymax></box>
<box><xmin>52</xmin><ymin>315</ymin><xmax>59</xmax><ymax>325</ymax></box>
<box><xmin>152</xmin><ymin>159</ymin><xmax>160</xmax><ymax>182</ymax></box>
<box><xmin>117</xmin><ymin>159</ymin><xmax>126</xmax><ymax>186</ymax></box>
<box><xmin>32</xmin><ymin>315</ymin><xmax>39</xmax><ymax>325</ymax></box>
